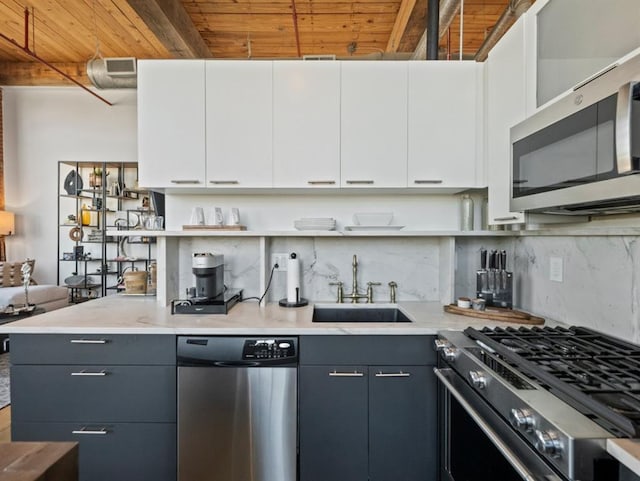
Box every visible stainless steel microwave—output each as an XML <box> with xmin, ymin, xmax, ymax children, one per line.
<box><xmin>510</xmin><ymin>52</ymin><xmax>640</xmax><ymax>215</ymax></box>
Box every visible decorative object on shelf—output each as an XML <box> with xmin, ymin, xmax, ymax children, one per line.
<box><xmin>68</xmin><ymin>226</ymin><xmax>83</xmax><ymax>242</ymax></box>
<box><xmin>89</xmin><ymin>167</ymin><xmax>109</xmax><ymax>188</ymax></box>
<box><xmin>63</xmin><ymin>170</ymin><xmax>83</xmax><ymax>195</ymax></box>
<box><xmin>80</xmin><ymin>204</ymin><xmax>91</xmax><ymax>226</ymax></box>
<box><xmin>352</xmin><ymin>212</ymin><xmax>393</xmax><ymax>226</ymax></box>
<box><xmin>189</xmin><ymin>206</ymin><xmax>205</xmax><ymax>226</ymax></box>
<box><xmin>65</xmin><ymin>214</ymin><xmax>77</xmax><ymax>225</ymax></box>
<box><xmin>460</xmin><ymin>194</ymin><xmax>474</xmax><ymax>231</ymax></box>
<box><xmin>294</xmin><ymin>218</ymin><xmax>336</xmax><ymax>231</ymax></box>
<box><xmin>0</xmin><ymin>211</ymin><xmax>15</xmax><ymax>262</ymax></box>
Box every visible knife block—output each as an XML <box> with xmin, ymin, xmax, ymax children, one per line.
<box><xmin>476</xmin><ymin>270</ymin><xmax>513</xmax><ymax>308</ymax></box>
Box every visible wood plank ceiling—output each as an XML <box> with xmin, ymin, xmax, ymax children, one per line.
<box><xmin>0</xmin><ymin>0</ymin><xmax>527</xmax><ymax>86</ymax></box>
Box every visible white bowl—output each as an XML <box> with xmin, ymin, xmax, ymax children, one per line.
<box><xmin>352</xmin><ymin>212</ymin><xmax>394</xmax><ymax>226</ymax></box>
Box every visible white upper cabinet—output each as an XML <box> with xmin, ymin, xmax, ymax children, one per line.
<box><xmin>340</xmin><ymin>62</ymin><xmax>408</xmax><ymax>188</ymax></box>
<box><xmin>273</xmin><ymin>61</ymin><xmax>341</xmax><ymax>188</ymax></box>
<box><xmin>137</xmin><ymin>60</ymin><xmax>206</xmax><ymax>189</ymax></box>
<box><xmin>206</xmin><ymin>61</ymin><xmax>273</xmax><ymax>187</ymax></box>
<box><xmin>485</xmin><ymin>16</ymin><xmax>526</xmax><ymax>225</ymax></box>
<box><xmin>408</xmin><ymin>61</ymin><xmax>483</xmax><ymax>188</ymax></box>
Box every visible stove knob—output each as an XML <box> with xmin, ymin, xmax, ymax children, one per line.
<box><xmin>442</xmin><ymin>347</ymin><xmax>458</xmax><ymax>362</ymax></box>
<box><xmin>534</xmin><ymin>430</ymin><xmax>563</xmax><ymax>458</ymax></box>
<box><xmin>509</xmin><ymin>408</ymin><xmax>535</xmax><ymax>432</ymax></box>
<box><xmin>468</xmin><ymin>370</ymin><xmax>487</xmax><ymax>389</ymax></box>
<box><xmin>434</xmin><ymin>339</ymin><xmax>450</xmax><ymax>351</ymax></box>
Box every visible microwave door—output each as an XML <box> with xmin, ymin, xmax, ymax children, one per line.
<box><xmin>614</xmin><ymin>81</ymin><xmax>640</xmax><ymax>175</ymax></box>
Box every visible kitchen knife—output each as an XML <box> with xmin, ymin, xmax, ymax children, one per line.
<box><xmin>478</xmin><ymin>248</ymin><xmax>488</xmax><ymax>295</ymax></box>
<box><xmin>500</xmin><ymin>250</ymin><xmax>508</xmax><ymax>290</ymax></box>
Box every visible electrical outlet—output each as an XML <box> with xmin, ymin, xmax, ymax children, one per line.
<box><xmin>272</xmin><ymin>253</ymin><xmax>288</xmax><ymax>272</ymax></box>
<box><xmin>549</xmin><ymin>257</ymin><xmax>563</xmax><ymax>282</ymax></box>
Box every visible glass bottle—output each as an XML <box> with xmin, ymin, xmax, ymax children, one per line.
<box><xmin>460</xmin><ymin>195</ymin><xmax>474</xmax><ymax>231</ymax></box>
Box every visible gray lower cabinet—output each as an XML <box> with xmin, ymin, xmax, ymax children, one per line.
<box><xmin>10</xmin><ymin>334</ymin><xmax>176</xmax><ymax>481</ymax></box>
<box><xmin>299</xmin><ymin>335</ymin><xmax>437</xmax><ymax>481</ymax></box>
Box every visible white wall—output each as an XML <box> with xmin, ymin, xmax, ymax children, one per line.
<box><xmin>2</xmin><ymin>87</ymin><xmax>137</xmax><ymax>284</ymax></box>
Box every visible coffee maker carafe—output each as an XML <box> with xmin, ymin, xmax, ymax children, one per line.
<box><xmin>192</xmin><ymin>253</ymin><xmax>224</xmax><ymax>300</ymax></box>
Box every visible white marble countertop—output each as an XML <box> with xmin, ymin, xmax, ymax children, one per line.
<box><xmin>607</xmin><ymin>439</ymin><xmax>640</xmax><ymax>477</ymax></box>
<box><xmin>0</xmin><ymin>297</ymin><xmax>549</xmax><ymax>335</ymax></box>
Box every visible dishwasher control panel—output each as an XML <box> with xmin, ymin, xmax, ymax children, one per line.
<box><xmin>243</xmin><ymin>339</ymin><xmax>296</xmax><ymax>360</ymax></box>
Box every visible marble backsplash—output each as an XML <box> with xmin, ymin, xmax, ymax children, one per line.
<box><xmin>177</xmin><ymin>233</ymin><xmax>640</xmax><ymax>342</ymax></box>
<box><xmin>177</xmin><ymin>237</ymin><xmax>443</xmax><ymax>304</ymax></box>
<box><xmin>455</xmin><ymin>235</ymin><xmax>640</xmax><ymax>343</ymax></box>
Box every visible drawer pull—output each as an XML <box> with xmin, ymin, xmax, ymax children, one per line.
<box><xmin>375</xmin><ymin>371</ymin><xmax>411</xmax><ymax>378</ymax></box>
<box><xmin>70</xmin><ymin>339</ymin><xmax>107</xmax><ymax>344</ymax></box>
<box><xmin>209</xmin><ymin>180</ymin><xmax>239</xmax><ymax>185</ymax></box>
<box><xmin>307</xmin><ymin>180</ymin><xmax>336</xmax><ymax>185</ymax></box>
<box><xmin>170</xmin><ymin>180</ymin><xmax>201</xmax><ymax>184</ymax></box>
<box><xmin>414</xmin><ymin>179</ymin><xmax>443</xmax><ymax>184</ymax></box>
<box><xmin>72</xmin><ymin>427</ymin><xmax>108</xmax><ymax>435</ymax></box>
<box><xmin>346</xmin><ymin>180</ymin><xmax>374</xmax><ymax>185</ymax></box>
<box><xmin>493</xmin><ymin>216</ymin><xmax>519</xmax><ymax>221</ymax></box>
<box><xmin>329</xmin><ymin>370</ymin><xmax>364</xmax><ymax>377</ymax></box>
<box><xmin>71</xmin><ymin>370</ymin><xmax>107</xmax><ymax>376</ymax></box>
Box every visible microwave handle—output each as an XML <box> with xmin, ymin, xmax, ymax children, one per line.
<box><xmin>616</xmin><ymin>82</ymin><xmax>636</xmax><ymax>174</ymax></box>
<box><xmin>434</xmin><ymin>368</ymin><xmax>540</xmax><ymax>481</ymax></box>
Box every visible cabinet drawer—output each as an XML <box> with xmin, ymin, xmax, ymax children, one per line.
<box><xmin>10</xmin><ymin>334</ymin><xmax>175</xmax><ymax>365</ymax></box>
<box><xmin>299</xmin><ymin>335</ymin><xmax>436</xmax><ymax>365</ymax></box>
<box><xmin>11</xmin><ymin>365</ymin><xmax>176</xmax><ymax>423</ymax></box>
<box><xmin>12</xmin><ymin>421</ymin><xmax>176</xmax><ymax>481</ymax></box>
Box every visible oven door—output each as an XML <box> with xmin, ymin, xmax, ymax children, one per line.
<box><xmin>435</xmin><ymin>368</ymin><xmax>565</xmax><ymax>481</ymax></box>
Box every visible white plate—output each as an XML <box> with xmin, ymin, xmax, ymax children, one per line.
<box><xmin>344</xmin><ymin>225</ymin><xmax>405</xmax><ymax>231</ymax></box>
<box><xmin>295</xmin><ymin>225</ymin><xmax>336</xmax><ymax>231</ymax></box>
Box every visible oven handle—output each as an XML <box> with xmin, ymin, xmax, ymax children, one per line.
<box><xmin>616</xmin><ymin>82</ymin><xmax>634</xmax><ymax>174</ymax></box>
<box><xmin>434</xmin><ymin>368</ymin><xmax>540</xmax><ymax>481</ymax></box>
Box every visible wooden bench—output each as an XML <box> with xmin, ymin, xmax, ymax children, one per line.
<box><xmin>0</xmin><ymin>442</ymin><xmax>78</xmax><ymax>481</ymax></box>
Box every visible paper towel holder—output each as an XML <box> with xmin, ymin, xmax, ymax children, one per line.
<box><xmin>279</xmin><ymin>253</ymin><xmax>309</xmax><ymax>308</ymax></box>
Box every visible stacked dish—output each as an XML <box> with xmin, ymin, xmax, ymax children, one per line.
<box><xmin>294</xmin><ymin>218</ymin><xmax>336</xmax><ymax>231</ymax></box>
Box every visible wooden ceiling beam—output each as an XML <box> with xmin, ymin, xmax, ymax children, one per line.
<box><xmin>125</xmin><ymin>0</ymin><xmax>211</xmax><ymax>58</ymax></box>
<box><xmin>0</xmin><ymin>62</ymin><xmax>89</xmax><ymax>86</ymax></box>
<box><xmin>386</xmin><ymin>0</ymin><xmax>418</xmax><ymax>52</ymax></box>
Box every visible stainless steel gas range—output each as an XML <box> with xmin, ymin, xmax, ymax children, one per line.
<box><xmin>435</xmin><ymin>326</ymin><xmax>640</xmax><ymax>481</ymax></box>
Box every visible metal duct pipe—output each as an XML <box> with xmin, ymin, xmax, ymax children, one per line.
<box><xmin>426</xmin><ymin>0</ymin><xmax>440</xmax><ymax>59</ymax></box>
<box><xmin>411</xmin><ymin>0</ymin><xmax>461</xmax><ymax>60</ymax></box>
<box><xmin>87</xmin><ymin>59</ymin><xmax>137</xmax><ymax>89</ymax></box>
<box><xmin>474</xmin><ymin>0</ymin><xmax>532</xmax><ymax>62</ymax></box>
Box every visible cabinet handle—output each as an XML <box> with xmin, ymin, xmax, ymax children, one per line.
<box><xmin>209</xmin><ymin>180</ymin><xmax>239</xmax><ymax>185</ymax></box>
<box><xmin>170</xmin><ymin>180</ymin><xmax>201</xmax><ymax>184</ymax></box>
<box><xmin>375</xmin><ymin>371</ymin><xmax>411</xmax><ymax>377</ymax></box>
<box><xmin>346</xmin><ymin>180</ymin><xmax>374</xmax><ymax>185</ymax></box>
<box><xmin>70</xmin><ymin>339</ymin><xmax>107</xmax><ymax>344</ymax></box>
<box><xmin>307</xmin><ymin>180</ymin><xmax>336</xmax><ymax>185</ymax></box>
<box><xmin>413</xmin><ymin>179</ymin><xmax>443</xmax><ymax>185</ymax></box>
<box><xmin>493</xmin><ymin>216</ymin><xmax>519</xmax><ymax>221</ymax></box>
<box><xmin>329</xmin><ymin>370</ymin><xmax>364</xmax><ymax>377</ymax></box>
<box><xmin>72</xmin><ymin>427</ymin><xmax>108</xmax><ymax>435</ymax></box>
<box><xmin>71</xmin><ymin>370</ymin><xmax>107</xmax><ymax>376</ymax></box>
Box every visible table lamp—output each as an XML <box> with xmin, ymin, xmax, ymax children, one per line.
<box><xmin>0</xmin><ymin>211</ymin><xmax>15</xmax><ymax>261</ymax></box>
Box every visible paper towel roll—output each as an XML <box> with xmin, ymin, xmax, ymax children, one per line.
<box><xmin>286</xmin><ymin>256</ymin><xmax>301</xmax><ymax>303</ymax></box>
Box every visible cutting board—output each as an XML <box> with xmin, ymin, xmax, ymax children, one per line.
<box><xmin>444</xmin><ymin>304</ymin><xmax>545</xmax><ymax>325</ymax></box>
<box><xmin>182</xmin><ymin>225</ymin><xmax>247</xmax><ymax>231</ymax></box>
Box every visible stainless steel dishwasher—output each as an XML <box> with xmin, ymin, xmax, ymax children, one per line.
<box><xmin>177</xmin><ymin>336</ymin><xmax>298</xmax><ymax>481</ymax></box>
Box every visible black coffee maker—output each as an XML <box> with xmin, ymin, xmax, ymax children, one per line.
<box><xmin>192</xmin><ymin>252</ymin><xmax>224</xmax><ymax>300</ymax></box>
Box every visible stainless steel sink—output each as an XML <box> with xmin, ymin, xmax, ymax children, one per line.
<box><xmin>312</xmin><ymin>306</ymin><xmax>412</xmax><ymax>323</ymax></box>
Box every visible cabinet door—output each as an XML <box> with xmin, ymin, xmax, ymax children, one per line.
<box><xmin>340</xmin><ymin>62</ymin><xmax>408</xmax><ymax>188</ymax></box>
<box><xmin>206</xmin><ymin>61</ymin><xmax>273</xmax><ymax>187</ymax></box>
<box><xmin>13</xmin><ymin>421</ymin><xmax>176</xmax><ymax>481</ymax></box>
<box><xmin>299</xmin><ymin>365</ymin><xmax>368</xmax><ymax>481</ymax></box>
<box><xmin>486</xmin><ymin>17</ymin><xmax>526</xmax><ymax>225</ymax></box>
<box><xmin>408</xmin><ymin>62</ymin><xmax>483</xmax><ymax>188</ymax></box>
<box><xmin>273</xmin><ymin>61</ymin><xmax>341</xmax><ymax>188</ymax></box>
<box><xmin>369</xmin><ymin>366</ymin><xmax>437</xmax><ymax>481</ymax></box>
<box><xmin>137</xmin><ymin>60</ymin><xmax>206</xmax><ymax>189</ymax></box>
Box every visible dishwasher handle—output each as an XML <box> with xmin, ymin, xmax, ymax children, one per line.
<box><xmin>177</xmin><ymin>357</ymin><xmax>297</xmax><ymax>368</ymax></box>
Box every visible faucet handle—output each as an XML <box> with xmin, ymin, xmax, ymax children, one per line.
<box><xmin>329</xmin><ymin>281</ymin><xmax>344</xmax><ymax>303</ymax></box>
<box><xmin>366</xmin><ymin>282</ymin><xmax>381</xmax><ymax>303</ymax></box>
